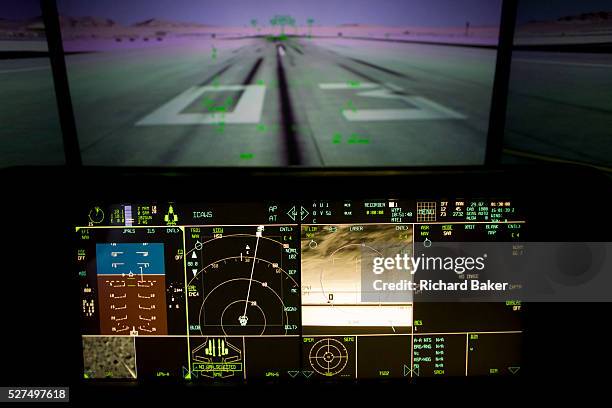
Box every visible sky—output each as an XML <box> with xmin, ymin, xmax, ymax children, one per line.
<box><xmin>57</xmin><ymin>0</ymin><xmax>503</xmax><ymax>27</ymax></box>
<box><xmin>1</xmin><ymin>0</ymin><xmax>41</xmax><ymax>20</ymax></box>
<box><xmin>5</xmin><ymin>1</ymin><xmax>611</xmax><ymax>27</ymax></box>
<box><xmin>517</xmin><ymin>0</ymin><xmax>612</xmax><ymax>24</ymax></box>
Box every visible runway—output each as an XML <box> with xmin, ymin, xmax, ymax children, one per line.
<box><xmin>4</xmin><ymin>37</ymin><xmax>609</xmax><ymax>168</ymax></box>
<box><xmin>505</xmin><ymin>51</ymin><xmax>612</xmax><ymax>167</ymax></box>
<box><xmin>62</xmin><ymin>36</ymin><xmax>496</xmax><ymax>166</ymax></box>
<box><xmin>0</xmin><ymin>56</ymin><xmax>64</xmax><ymax>167</ymax></box>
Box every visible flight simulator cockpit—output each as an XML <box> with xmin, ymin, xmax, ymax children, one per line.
<box><xmin>1</xmin><ymin>0</ymin><xmax>611</xmax><ymax>404</ymax></box>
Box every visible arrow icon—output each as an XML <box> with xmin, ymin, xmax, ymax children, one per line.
<box><xmin>403</xmin><ymin>364</ymin><xmax>411</xmax><ymax>377</ymax></box>
<box><xmin>287</xmin><ymin>371</ymin><xmax>299</xmax><ymax>378</ymax></box>
<box><xmin>300</xmin><ymin>206</ymin><xmax>310</xmax><ymax>220</ymax></box>
<box><xmin>287</xmin><ymin>206</ymin><xmax>297</xmax><ymax>221</ymax></box>
<box><xmin>182</xmin><ymin>366</ymin><xmax>191</xmax><ymax>379</ymax></box>
<box><xmin>302</xmin><ymin>371</ymin><xmax>313</xmax><ymax>378</ymax></box>
<box><xmin>191</xmin><ymin>252</ymin><xmax>197</xmax><ymax>259</ymax></box>
<box><xmin>508</xmin><ymin>366</ymin><xmax>520</xmax><ymax>374</ymax></box>
<box><xmin>192</xmin><ymin>269</ymin><xmax>198</xmax><ymax>277</ymax></box>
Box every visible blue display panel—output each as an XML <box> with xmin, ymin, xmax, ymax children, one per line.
<box><xmin>95</xmin><ymin>243</ymin><xmax>165</xmax><ymax>276</ymax></box>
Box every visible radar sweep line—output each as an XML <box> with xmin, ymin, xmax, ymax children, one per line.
<box><xmin>243</xmin><ymin>231</ymin><xmax>261</xmax><ymax>318</ymax></box>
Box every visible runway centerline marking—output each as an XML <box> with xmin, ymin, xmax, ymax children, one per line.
<box><xmin>135</xmin><ymin>84</ymin><xmax>266</xmax><ymax>126</ymax></box>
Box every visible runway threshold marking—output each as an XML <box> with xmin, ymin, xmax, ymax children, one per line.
<box><xmin>318</xmin><ymin>82</ymin><xmax>465</xmax><ymax>121</ymax></box>
<box><xmin>135</xmin><ymin>85</ymin><xmax>266</xmax><ymax>125</ymax></box>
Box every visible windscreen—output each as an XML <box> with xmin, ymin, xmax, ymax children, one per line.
<box><xmin>58</xmin><ymin>0</ymin><xmax>503</xmax><ymax>166</ymax></box>
<box><xmin>504</xmin><ymin>0</ymin><xmax>612</xmax><ymax>169</ymax></box>
<box><xmin>0</xmin><ymin>0</ymin><xmax>64</xmax><ymax>167</ymax></box>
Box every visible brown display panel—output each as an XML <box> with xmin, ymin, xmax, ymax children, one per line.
<box><xmin>97</xmin><ymin>275</ymin><xmax>168</xmax><ymax>335</ymax></box>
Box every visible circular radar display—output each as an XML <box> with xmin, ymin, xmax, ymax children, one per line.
<box><xmin>309</xmin><ymin>338</ymin><xmax>349</xmax><ymax>377</ymax></box>
<box><xmin>186</xmin><ymin>225</ymin><xmax>300</xmax><ymax>336</ymax></box>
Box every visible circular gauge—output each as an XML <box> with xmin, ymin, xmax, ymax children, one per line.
<box><xmin>220</xmin><ymin>298</ymin><xmax>267</xmax><ymax>336</ymax></box>
<box><xmin>194</xmin><ymin>256</ymin><xmax>298</xmax><ymax>336</ymax></box>
<box><xmin>88</xmin><ymin>206</ymin><xmax>104</xmax><ymax>224</ymax></box>
<box><xmin>186</xmin><ymin>228</ymin><xmax>300</xmax><ymax>337</ymax></box>
<box><xmin>309</xmin><ymin>338</ymin><xmax>349</xmax><ymax>377</ymax></box>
